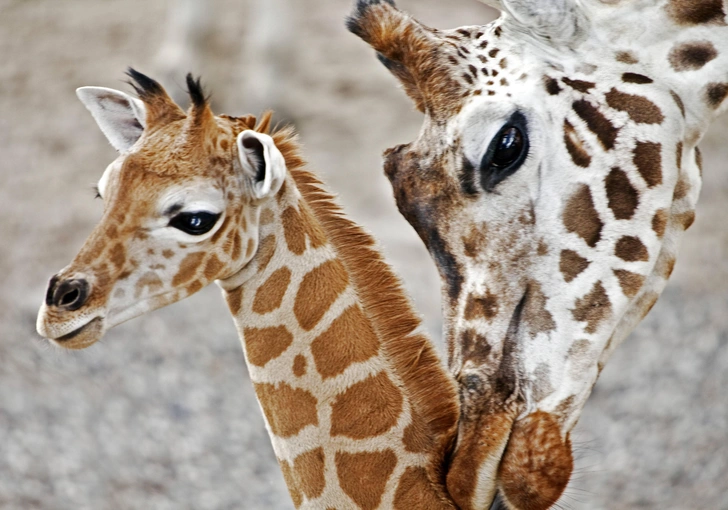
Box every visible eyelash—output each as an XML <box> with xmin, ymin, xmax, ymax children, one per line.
<box><xmin>93</xmin><ymin>186</ymin><xmax>101</xmax><ymax>199</ymax></box>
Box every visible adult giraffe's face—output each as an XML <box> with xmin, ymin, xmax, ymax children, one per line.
<box><xmin>37</xmin><ymin>71</ymin><xmax>286</xmax><ymax>349</ymax></box>
<box><xmin>350</xmin><ymin>0</ymin><xmax>722</xmax><ymax>507</ymax></box>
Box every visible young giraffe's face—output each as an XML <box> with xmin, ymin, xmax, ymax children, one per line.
<box><xmin>351</xmin><ymin>0</ymin><xmax>725</xmax><ymax>507</ymax></box>
<box><xmin>37</xmin><ymin>71</ymin><xmax>286</xmax><ymax>349</ymax></box>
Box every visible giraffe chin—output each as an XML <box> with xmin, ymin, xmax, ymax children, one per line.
<box><xmin>49</xmin><ymin>317</ymin><xmax>105</xmax><ymax>350</ymax></box>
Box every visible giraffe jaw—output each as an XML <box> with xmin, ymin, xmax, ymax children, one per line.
<box><xmin>50</xmin><ymin>317</ymin><xmax>105</xmax><ymax>350</ymax></box>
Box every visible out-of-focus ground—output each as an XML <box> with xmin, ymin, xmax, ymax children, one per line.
<box><xmin>0</xmin><ymin>1</ymin><xmax>726</xmax><ymax>508</ymax></box>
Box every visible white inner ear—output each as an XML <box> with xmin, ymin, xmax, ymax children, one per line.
<box><xmin>76</xmin><ymin>86</ymin><xmax>147</xmax><ymax>153</ymax></box>
<box><xmin>236</xmin><ymin>130</ymin><xmax>286</xmax><ymax>200</ymax></box>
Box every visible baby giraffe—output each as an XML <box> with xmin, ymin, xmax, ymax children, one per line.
<box><xmin>35</xmin><ymin>70</ymin><xmax>461</xmax><ymax>509</ymax></box>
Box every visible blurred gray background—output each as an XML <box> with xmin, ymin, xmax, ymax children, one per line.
<box><xmin>0</xmin><ymin>0</ymin><xmax>726</xmax><ymax>508</ymax></box>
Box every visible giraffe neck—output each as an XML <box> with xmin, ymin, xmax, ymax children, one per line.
<box><xmin>219</xmin><ymin>169</ymin><xmax>459</xmax><ymax>509</ymax></box>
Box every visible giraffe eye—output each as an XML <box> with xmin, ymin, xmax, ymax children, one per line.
<box><xmin>169</xmin><ymin>211</ymin><xmax>221</xmax><ymax>236</ymax></box>
<box><xmin>479</xmin><ymin>112</ymin><xmax>529</xmax><ymax>191</ymax></box>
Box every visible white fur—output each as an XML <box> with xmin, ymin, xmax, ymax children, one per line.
<box><xmin>76</xmin><ymin>87</ymin><xmax>147</xmax><ymax>152</ymax></box>
<box><xmin>236</xmin><ymin>130</ymin><xmax>286</xmax><ymax>200</ymax></box>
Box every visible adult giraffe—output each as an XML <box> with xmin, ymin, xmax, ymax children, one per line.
<box><xmin>348</xmin><ymin>0</ymin><xmax>727</xmax><ymax>508</ymax></box>
<box><xmin>36</xmin><ymin>70</ymin><xmax>463</xmax><ymax>509</ymax></box>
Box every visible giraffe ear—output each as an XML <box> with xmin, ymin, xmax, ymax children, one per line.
<box><xmin>347</xmin><ymin>0</ymin><xmax>430</xmax><ymax>113</ymax></box>
<box><xmin>236</xmin><ymin>130</ymin><xmax>286</xmax><ymax>200</ymax></box>
<box><xmin>76</xmin><ymin>87</ymin><xmax>147</xmax><ymax>152</ymax></box>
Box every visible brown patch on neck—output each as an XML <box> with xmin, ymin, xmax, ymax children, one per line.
<box><xmin>615</xmin><ymin>236</ymin><xmax>650</xmax><ymax>262</ymax></box>
<box><xmin>614</xmin><ymin>269</ymin><xmax>646</xmax><ymax>298</ymax></box>
<box><xmin>562</xmin><ymin>78</ymin><xmax>595</xmax><ymax>93</ymax></box>
<box><xmin>633</xmin><ymin>141</ymin><xmax>663</xmax><ymax>188</ymax></box>
<box><xmin>560</xmin><ymin>250</ymin><xmax>590</xmax><ymax>282</ymax></box>
<box><xmin>705</xmin><ymin>83</ymin><xmax>728</xmax><ymax>109</ymax></box>
<box><xmin>336</xmin><ymin>450</ymin><xmax>397</xmax><ymax>510</ymax></box>
<box><xmin>498</xmin><ymin>412</ymin><xmax>573</xmax><ymax>510</ymax></box>
<box><xmin>524</xmin><ymin>282</ymin><xmax>556</xmax><ymax>335</ymax></box>
<box><xmin>293</xmin><ymin>259</ymin><xmax>349</xmax><ymax>330</ymax></box>
<box><xmin>666</xmin><ymin>0</ymin><xmax>726</xmax><ymax>26</ymax></box>
<box><xmin>605</xmin><ymin>167</ymin><xmax>640</xmax><ymax>220</ymax></box>
<box><xmin>464</xmin><ymin>291</ymin><xmax>499</xmax><ymax>321</ymax></box>
<box><xmin>572</xmin><ymin>280</ymin><xmax>612</xmax><ymax>334</ymax></box>
<box><xmin>616</xmin><ymin>51</ymin><xmax>639</xmax><ymax>64</ymax></box>
<box><xmin>669</xmin><ymin>41</ymin><xmax>718</xmax><ymax>72</ymax></box>
<box><xmin>252</xmin><ymin>266</ymin><xmax>291</xmax><ymax>314</ymax></box>
<box><xmin>254</xmin><ymin>382</ymin><xmax>318</xmax><ymax>437</ymax></box>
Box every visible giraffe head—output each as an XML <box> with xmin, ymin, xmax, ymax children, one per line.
<box><xmin>350</xmin><ymin>0</ymin><xmax>726</xmax><ymax>507</ymax></box>
<box><xmin>37</xmin><ymin>70</ymin><xmax>287</xmax><ymax>349</ymax></box>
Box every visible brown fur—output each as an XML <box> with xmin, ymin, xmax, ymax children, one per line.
<box><xmin>336</xmin><ymin>450</ymin><xmax>398</xmax><ymax>510</ymax></box>
<box><xmin>254</xmin><ymin>382</ymin><xmax>319</xmax><ymax>438</ymax></box>
<box><xmin>292</xmin><ymin>448</ymin><xmax>326</xmax><ymax>500</ymax></box>
<box><xmin>243</xmin><ymin>326</ymin><xmax>294</xmax><ymax>367</ymax></box>
<box><xmin>252</xmin><ymin>266</ymin><xmax>291</xmax><ymax>314</ymax></box>
<box><xmin>563</xmin><ymin>119</ymin><xmax>592</xmax><ymax>168</ymax></box>
<box><xmin>666</xmin><ymin>0</ymin><xmax>726</xmax><ymax>26</ymax></box>
<box><xmin>605</xmin><ymin>167</ymin><xmax>640</xmax><ymax>220</ymax></box>
<box><xmin>293</xmin><ymin>259</ymin><xmax>349</xmax><ymax>331</ymax></box>
<box><xmin>614</xmin><ymin>269</ymin><xmax>646</xmax><ymax>298</ymax></box>
<box><xmin>633</xmin><ymin>141</ymin><xmax>663</xmax><ymax>187</ymax></box>
<box><xmin>669</xmin><ymin>41</ymin><xmax>718</xmax><ymax>71</ymax></box>
<box><xmin>573</xmin><ymin>99</ymin><xmax>620</xmax><ymax>150</ymax></box>
<box><xmin>606</xmin><ymin>88</ymin><xmax>665</xmax><ymax>124</ymax></box>
<box><xmin>615</xmin><ymin>235</ymin><xmax>650</xmax><ymax>262</ymax></box>
<box><xmin>572</xmin><ymin>280</ymin><xmax>612</xmax><ymax>334</ymax></box>
<box><xmin>563</xmin><ymin>185</ymin><xmax>604</xmax><ymax>247</ymax></box>
<box><xmin>560</xmin><ymin>249</ymin><xmax>591</xmax><ymax>282</ymax></box>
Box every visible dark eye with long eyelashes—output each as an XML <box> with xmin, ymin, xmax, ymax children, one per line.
<box><xmin>479</xmin><ymin>111</ymin><xmax>529</xmax><ymax>191</ymax></box>
<box><xmin>169</xmin><ymin>212</ymin><xmax>221</xmax><ymax>236</ymax></box>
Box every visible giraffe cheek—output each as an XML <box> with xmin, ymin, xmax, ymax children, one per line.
<box><xmin>498</xmin><ymin>411</ymin><xmax>573</xmax><ymax>510</ymax></box>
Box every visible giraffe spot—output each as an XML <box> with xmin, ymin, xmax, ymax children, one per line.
<box><xmin>282</xmin><ymin>204</ymin><xmax>327</xmax><ymax>255</ymax></box>
<box><xmin>633</xmin><ymin>141</ymin><xmax>663</xmax><ymax>187</ymax></box>
<box><xmin>463</xmin><ymin>223</ymin><xmax>487</xmax><ymax>258</ymax></box>
<box><xmin>572</xmin><ymin>280</ymin><xmax>612</xmax><ymax>334</ymax></box>
<box><xmin>260</xmin><ymin>208</ymin><xmax>275</xmax><ymax>226</ymax></box>
<box><xmin>532</xmin><ymin>363</ymin><xmax>555</xmax><ymax>402</ymax></box>
<box><xmin>330</xmin><ymin>371</ymin><xmax>403</xmax><ymax>439</ymax></box>
<box><xmin>252</xmin><ymin>267</ymin><xmax>292</xmax><ymax>314</ymax></box>
<box><xmin>656</xmin><ymin>256</ymin><xmax>677</xmax><ymax>279</ymax></box>
<box><xmin>489</xmin><ymin>48</ymin><xmax>500</xmax><ymax>58</ymax></box>
<box><xmin>336</xmin><ymin>450</ymin><xmax>397</xmax><ymax>510</ymax></box>
<box><xmin>560</xmin><ymin>250</ymin><xmax>590</xmax><ymax>283</ymax></box>
<box><xmin>705</xmin><ymin>83</ymin><xmax>728</xmax><ymax>109</ymax></box>
<box><xmin>294</xmin><ymin>260</ymin><xmax>348</xmax><ymax>331</ymax></box>
<box><xmin>652</xmin><ymin>209</ymin><xmax>668</xmax><ymax>238</ymax></box>
<box><xmin>673</xmin><ymin>176</ymin><xmax>691</xmax><ymax>200</ymax></box>
<box><xmin>666</xmin><ymin>0</ymin><xmax>726</xmax><ymax>26</ymax></box>
<box><xmin>186</xmin><ymin>280</ymin><xmax>203</xmax><ymax>295</ymax></box>
<box><xmin>219</xmin><ymin>138</ymin><xmax>230</xmax><ymax>151</ymax></box>
<box><xmin>676</xmin><ymin>142</ymin><xmax>683</xmax><ymax>171</ymax></box>
<box><xmin>605</xmin><ymin>88</ymin><xmax>665</xmax><ymax>124</ymax></box>
<box><xmin>135</xmin><ymin>271</ymin><xmax>163</xmax><ymax>299</ymax></box>
<box><xmin>564</xmin><ymin>119</ymin><xmax>592</xmax><ymax>168</ymax></box>
<box><xmin>616</xmin><ymin>51</ymin><xmax>639</xmax><ymax>64</ymax></box>
<box><xmin>243</xmin><ymin>326</ymin><xmax>294</xmax><ymax>367</ymax></box>
<box><xmin>109</xmin><ymin>243</ymin><xmax>126</xmax><ymax>270</ymax></box>
<box><xmin>525</xmin><ymin>281</ymin><xmax>556</xmax><ymax>334</ymax></box>
<box><xmin>244</xmin><ymin>238</ymin><xmax>254</xmax><ymax>259</ymax></box>
<box><xmin>211</xmin><ymin>216</ymin><xmax>231</xmax><ymax>243</ymax></box>
<box><xmin>293</xmin><ymin>447</ymin><xmax>326</xmax><ymax>500</ymax></box>
<box><xmin>311</xmin><ymin>305</ymin><xmax>380</xmax><ymax>379</ymax></box>
<box><xmin>696</xmin><ymin>147</ymin><xmax>704</xmax><ymax>176</ymax></box>
<box><xmin>499</xmin><ymin>412</ymin><xmax>573</xmax><ymax>510</ymax></box>
<box><xmin>499</xmin><ymin>58</ymin><xmax>508</xmax><ymax>69</ymax></box>
<box><xmin>669</xmin><ymin>41</ymin><xmax>718</xmax><ymax>71</ymax></box>
<box><xmin>256</xmin><ymin>235</ymin><xmax>276</xmax><ymax>273</ymax></box>
<box><xmin>615</xmin><ymin>236</ymin><xmax>649</xmax><ymax>262</ymax></box>
<box><xmin>544</xmin><ymin>76</ymin><xmax>562</xmax><ymax>95</ymax></box>
<box><xmin>225</xmin><ymin>287</ymin><xmax>244</xmax><ymax>315</ymax></box>
<box><xmin>563</xmin><ymin>185</ymin><xmax>603</xmax><ymax>247</ymax></box>
<box><xmin>676</xmin><ymin>210</ymin><xmax>696</xmax><ymax>230</ymax></box>
<box><xmin>622</xmin><ymin>72</ymin><xmax>653</xmax><ymax>84</ymax></box>
<box><xmin>394</xmin><ymin>466</ymin><xmax>444</xmax><ymax>509</ymax></box>
<box><xmin>464</xmin><ymin>291</ymin><xmax>499</xmax><ymax>321</ymax></box>
<box><xmin>537</xmin><ymin>240</ymin><xmax>549</xmax><ymax>256</ymax></box>
<box><xmin>562</xmin><ymin>78</ymin><xmax>595</xmax><ymax>93</ymax></box>
<box><xmin>254</xmin><ymin>382</ymin><xmax>318</xmax><ymax>438</ymax></box>
<box><xmin>279</xmin><ymin>460</ymin><xmax>303</xmax><ymax>508</ymax></box>
<box><xmin>671</xmin><ymin>90</ymin><xmax>686</xmax><ymax>117</ymax></box>
<box><xmin>462</xmin><ymin>73</ymin><xmax>474</xmax><ymax>86</ymax></box>
<box><xmin>460</xmin><ymin>329</ymin><xmax>492</xmax><ymax>364</ymax></box>
<box><xmin>162</xmin><ymin>249</ymin><xmax>174</xmax><ymax>259</ymax></box>
<box><xmin>605</xmin><ymin>167</ymin><xmax>639</xmax><ymax>220</ymax></box>
<box><xmin>203</xmin><ymin>254</ymin><xmax>224</xmax><ymax>280</ymax></box>
<box><xmin>613</xmin><ymin>269</ymin><xmax>645</xmax><ymax>298</ymax></box>
<box><xmin>172</xmin><ymin>252</ymin><xmax>205</xmax><ymax>286</ymax></box>
<box><xmin>292</xmin><ymin>355</ymin><xmax>307</xmax><ymax>377</ymax></box>
<box><xmin>231</xmin><ymin>231</ymin><xmax>242</xmax><ymax>260</ymax></box>
<box><xmin>573</xmin><ymin>99</ymin><xmax>619</xmax><ymax>151</ymax></box>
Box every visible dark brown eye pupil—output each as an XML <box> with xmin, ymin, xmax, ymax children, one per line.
<box><xmin>169</xmin><ymin>211</ymin><xmax>220</xmax><ymax>235</ymax></box>
<box><xmin>492</xmin><ymin>127</ymin><xmax>523</xmax><ymax>168</ymax></box>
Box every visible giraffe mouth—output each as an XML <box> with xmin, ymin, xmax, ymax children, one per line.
<box><xmin>51</xmin><ymin>317</ymin><xmax>104</xmax><ymax>349</ymax></box>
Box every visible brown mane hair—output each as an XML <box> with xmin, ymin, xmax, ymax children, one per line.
<box><xmin>254</xmin><ymin>112</ymin><xmax>460</xmax><ymax>487</ymax></box>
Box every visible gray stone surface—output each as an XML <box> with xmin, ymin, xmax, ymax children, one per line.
<box><xmin>0</xmin><ymin>1</ymin><xmax>726</xmax><ymax>508</ymax></box>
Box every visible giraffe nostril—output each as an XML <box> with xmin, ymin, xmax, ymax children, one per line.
<box><xmin>51</xmin><ymin>279</ymin><xmax>90</xmax><ymax>311</ymax></box>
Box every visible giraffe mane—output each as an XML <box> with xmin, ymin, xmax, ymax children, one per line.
<box><xmin>258</xmin><ymin>116</ymin><xmax>460</xmax><ymax>481</ymax></box>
